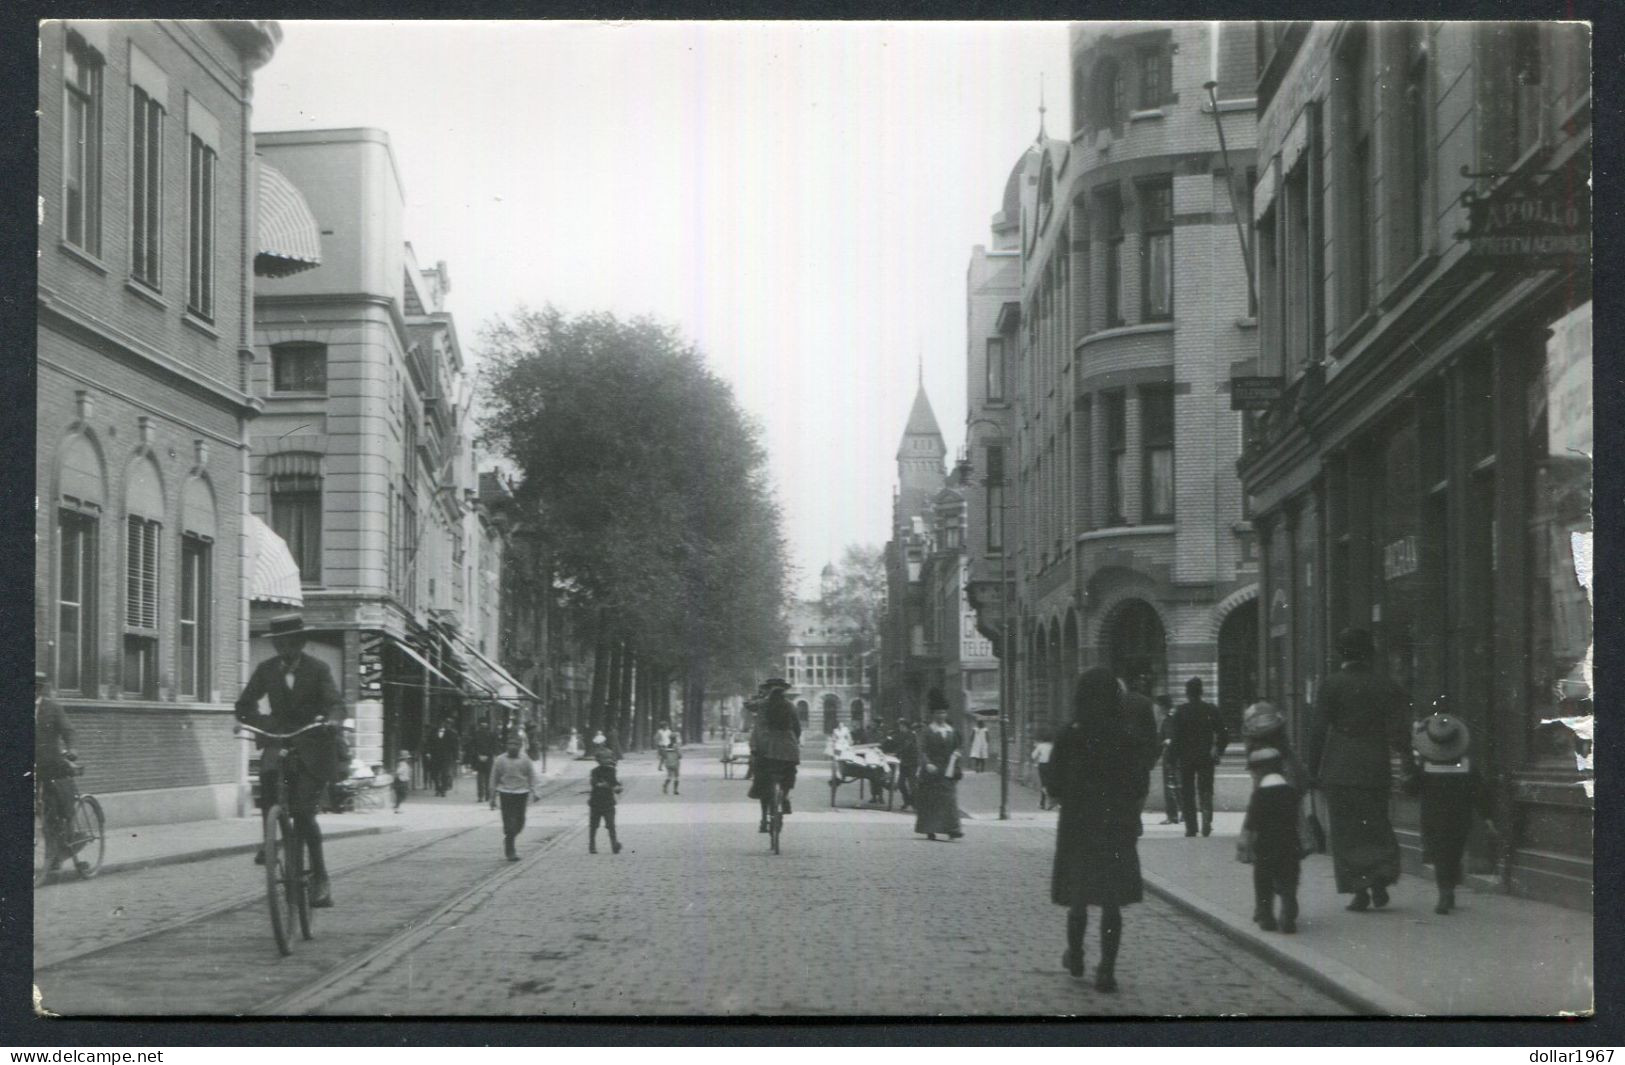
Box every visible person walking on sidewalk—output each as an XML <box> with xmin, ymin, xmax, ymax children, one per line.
<box><xmin>882</xmin><ymin>719</ymin><xmax>918</xmax><ymax>812</ymax></box>
<box><xmin>1169</xmin><ymin>678</ymin><xmax>1228</xmax><ymax>837</ymax></box>
<box><xmin>392</xmin><ymin>750</ymin><xmax>413</xmax><ymax>813</ymax></box>
<box><xmin>1152</xmin><ymin>695</ymin><xmax>1181</xmax><ymax>825</ymax></box>
<box><xmin>661</xmin><ymin>740</ymin><xmax>682</xmax><ymax>795</ymax></box>
<box><xmin>969</xmin><ymin>720</ymin><xmax>991</xmax><ymax>773</ymax></box>
<box><xmin>1407</xmin><ymin>699</ymin><xmax>1493</xmax><ymax>916</ymax></box>
<box><xmin>1241</xmin><ymin>747</ymin><xmax>1302</xmax><ymax>934</ymax></box>
<box><xmin>428</xmin><ymin>719</ymin><xmax>460</xmax><ymax>797</ymax></box>
<box><xmin>1049</xmin><ymin>667</ymin><xmax>1160</xmax><ymax>993</ymax></box>
<box><xmin>1307</xmin><ymin>627</ymin><xmax>1413</xmax><ymax>912</ymax></box>
<box><xmin>913</xmin><ymin>691</ymin><xmax>964</xmax><ymax>841</ymax></box>
<box><xmin>489</xmin><ymin>734</ymin><xmax>541</xmax><ymax>861</ymax></box>
<box><xmin>234</xmin><ymin>613</ymin><xmax>342</xmax><ymax>908</ymax></box>
<box><xmin>1032</xmin><ymin>729</ymin><xmax>1056</xmax><ymax>810</ymax></box>
<box><xmin>469</xmin><ymin>721</ymin><xmax>499</xmax><ymax>804</ymax></box>
<box><xmin>1241</xmin><ymin>702</ymin><xmax>1311</xmax><ymax>792</ymax></box>
<box><xmin>588</xmin><ymin>749</ymin><xmax>624</xmax><ymax>854</ymax></box>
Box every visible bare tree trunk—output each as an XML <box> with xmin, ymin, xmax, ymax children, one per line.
<box><xmin>617</xmin><ymin>643</ymin><xmax>635</xmax><ymax>747</ymax></box>
<box><xmin>603</xmin><ymin>639</ymin><xmax>622</xmax><ymax>735</ymax></box>
<box><xmin>588</xmin><ymin>635</ymin><xmax>610</xmax><ymax>732</ymax></box>
<box><xmin>632</xmin><ymin>660</ymin><xmax>648</xmax><ymax>750</ymax></box>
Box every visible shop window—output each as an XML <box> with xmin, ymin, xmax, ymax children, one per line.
<box><xmin>187</xmin><ymin>133</ymin><xmax>216</xmax><ymax>320</ymax></box>
<box><xmin>178</xmin><ymin>533</ymin><xmax>210</xmax><ymax>698</ymax></box>
<box><xmin>63</xmin><ymin>31</ymin><xmax>104</xmax><ymax>257</ymax></box>
<box><xmin>130</xmin><ymin>85</ymin><xmax>163</xmax><ymax>288</ymax></box>
<box><xmin>1141</xmin><ymin>387</ymin><xmax>1175</xmax><ymax>521</ymax></box>
<box><xmin>1140</xmin><ymin>179</ymin><xmax>1173</xmax><ymax>321</ymax></box>
<box><xmin>272</xmin><ymin>342</ymin><xmax>328</xmax><ymax>393</ymax></box>
<box><xmin>57</xmin><ymin>509</ymin><xmax>98</xmax><ymax>694</ymax></box>
<box><xmin>1104</xmin><ymin>391</ymin><xmax>1127</xmax><ymax>524</ymax></box>
<box><xmin>124</xmin><ymin>515</ymin><xmax>160</xmax><ymax>698</ymax></box>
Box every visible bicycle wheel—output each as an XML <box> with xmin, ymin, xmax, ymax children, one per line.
<box><xmin>769</xmin><ymin>783</ymin><xmax>783</xmax><ymax>855</ymax></box>
<box><xmin>34</xmin><ymin>799</ymin><xmax>50</xmax><ymax>888</ymax></box>
<box><xmin>289</xmin><ymin>814</ymin><xmax>312</xmax><ymax>941</ymax></box>
<box><xmin>263</xmin><ymin>807</ymin><xmax>294</xmax><ymax>956</ymax></box>
<box><xmin>69</xmin><ymin>795</ymin><xmax>104</xmax><ymax>879</ymax></box>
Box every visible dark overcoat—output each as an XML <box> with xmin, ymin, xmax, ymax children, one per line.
<box><xmin>1305</xmin><ymin>661</ymin><xmax>1411</xmax><ymax>790</ymax></box>
<box><xmin>234</xmin><ymin>651</ymin><xmax>343</xmax><ymax>782</ymax></box>
<box><xmin>1049</xmin><ymin>692</ymin><xmax>1160</xmax><ymax>907</ymax></box>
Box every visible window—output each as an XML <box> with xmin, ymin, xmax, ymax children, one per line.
<box><xmin>1093</xmin><ymin>57</ymin><xmax>1125</xmax><ymax>133</ymax></box>
<box><xmin>1284</xmin><ymin>160</ymin><xmax>1310</xmax><ymax>366</ymax></box>
<box><xmin>1336</xmin><ymin>27</ymin><xmax>1375</xmax><ymax>322</ymax></box>
<box><xmin>1100</xmin><ymin>186</ymin><xmax>1125</xmax><ymax>327</ymax></box>
<box><xmin>187</xmin><ymin>134</ymin><xmax>216</xmax><ymax>319</ymax></box>
<box><xmin>269</xmin><ymin>468</ymin><xmax>322</xmax><ymax>582</ymax></box>
<box><xmin>272</xmin><ymin>342</ymin><xmax>328</xmax><ymax>393</ymax></box>
<box><xmin>1257</xmin><ymin>201</ymin><xmax>1280</xmax><ymax>372</ymax></box>
<box><xmin>985</xmin><ymin>445</ymin><xmax>1005</xmax><ymax>553</ymax></box>
<box><xmin>57</xmin><ymin>510</ymin><xmax>98</xmax><ymax>694</ymax></box>
<box><xmin>399</xmin><ymin>479</ymin><xmax>417</xmax><ymax>610</ymax></box>
<box><xmin>1243</xmin><ymin>167</ymin><xmax>1259</xmax><ymax>318</ymax></box>
<box><xmin>1104</xmin><ymin>391</ymin><xmax>1127</xmax><ymax>524</ymax></box>
<box><xmin>986</xmin><ymin>338</ymin><xmax>1005</xmax><ymax>401</ymax></box>
<box><xmin>130</xmin><ymin>86</ymin><xmax>163</xmax><ymax>287</ymax></box>
<box><xmin>178</xmin><ymin>534</ymin><xmax>210</xmax><ymax>698</ymax></box>
<box><xmin>124</xmin><ymin>515</ymin><xmax>160</xmax><ymax>697</ymax></box>
<box><xmin>1396</xmin><ymin>24</ymin><xmax>1431</xmax><ymax>269</ymax></box>
<box><xmin>1141</xmin><ymin>387</ymin><xmax>1175</xmax><ymax>521</ymax></box>
<box><xmin>63</xmin><ymin>32</ymin><xmax>104</xmax><ymax>256</ymax></box>
<box><xmin>1141</xmin><ymin>179</ymin><xmax>1174</xmax><ymax>320</ymax></box>
<box><xmin>1138</xmin><ymin>46</ymin><xmax>1170</xmax><ymax>109</ymax></box>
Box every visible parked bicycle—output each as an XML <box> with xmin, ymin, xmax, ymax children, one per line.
<box><xmin>237</xmin><ymin>720</ymin><xmax>335</xmax><ymax>955</ymax></box>
<box><xmin>33</xmin><ymin>755</ymin><xmax>104</xmax><ymax>887</ymax></box>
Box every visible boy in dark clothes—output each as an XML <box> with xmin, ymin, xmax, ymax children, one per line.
<box><xmin>1243</xmin><ymin>746</ymin><xmax>1301</xmax><ymax>933</ymax></box>
<box><xmin>1408</xmin><ymin>701</ymin><xmax>1492</xmax><ymax>915</ymax></box>
<box><xmin>588</xmin><ymin>749</ymin><xmax>623</xmax><ymax>854</ymax></box>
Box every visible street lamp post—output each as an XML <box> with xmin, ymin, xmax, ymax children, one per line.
<box><xmin>964</xmin><ymin>417</ymin><xmax>1012</xmax><ymax>821</ymax></box>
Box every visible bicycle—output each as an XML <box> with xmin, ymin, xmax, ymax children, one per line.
<box><xmin>237</xmin><ymin>720</ymin><xmax>333</xmax><ymax>956</ymax></box>
<box><xmin>767</xmin><ymin>777</ymin><xmax>785</xmax><ymax>855</ymax></box>
<box><xmin>33</xmin><ymin>757</ymin><xmax>104</xmax><ymax>887</ymax></box>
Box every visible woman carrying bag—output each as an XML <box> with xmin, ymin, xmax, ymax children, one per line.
<box><xmin>913</xmin><ymin>690</ymin><xmax>964</xmax><ymax>841</ymax></box>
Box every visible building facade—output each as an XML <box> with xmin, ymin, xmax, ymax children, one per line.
<box><xmin>880</xmin><ymin>384</ymin><xmax>949</xmax><ymax>724</ymax></box>
<box><xmin>971</xmin><ymin>22</ymin><xmax>1262</xmax><ymax>767</ymax></box>
<box><xmin>784</xmin><ymin>598</ymin><xmax>869</xmax><ymax>736</ymax></box>
<box><xmin>36</xmin><ymin>20</ymin><xmax>285</xmax><ymax>826</ymax></box>
<box><xmin>251</xmin><ymin>128</ymin><xmax>512</xmax><ymax>775</ymax></box>
<box><xmin>1242</xmin><ymin>21</ymin><xmax>1591</xmax><ymax>907</ymax></box>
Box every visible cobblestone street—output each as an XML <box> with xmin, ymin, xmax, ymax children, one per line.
<box><xmin>35</xmin><ymin>753</ymin><xmax>1343</xmax><ymax>1016</ymax></box>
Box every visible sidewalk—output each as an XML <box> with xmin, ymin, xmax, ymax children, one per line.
<box><xmin>954</xmin><ymin>768</ymin><xmax>1591</xmax><ymax>1015</ymax></box>
<box><xmin>72</xmin><ymin>753</ymin><xmax>594</xmax><ymax>881</ymax></box>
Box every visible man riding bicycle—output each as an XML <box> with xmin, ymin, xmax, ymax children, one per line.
<box><xmin>747</xmin><ymin>678</ymin><xmax>801</xmax><ymax>833</ymax></box>
<box><xmin>235</xmin><ymin>613</ymin><xmax>342</xmax><ymax>908</ymax></box>
<box><xmin>36</xmin><ymin>670</ymin><xmax>87</xmax><ymax>875</ymax></box>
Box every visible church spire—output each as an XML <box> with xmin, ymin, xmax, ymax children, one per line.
<box><xmin>1037</xmin><ymin>72</ymin><xmax>1047</xmax><ymax>142</ymax></box>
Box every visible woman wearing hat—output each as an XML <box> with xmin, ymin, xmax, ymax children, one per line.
<box><xmin>913</xmin><ymin>689</ymin><xmax>964</xmax><ymax>841</ymax></box>
<box><xmin>1409</xmin><ymin>698</ymin><xmax>1493</xmax><ymax>915</ymax></box>
<box><xmin>1048</xmin><ymin>667</ymin><xmax>1160</xmax><ymax>992</ymax></box>
<box><xmin>1305</xmin><ymin>627</ymin><xmax>1414</xmax><ymax>912</ymax></box>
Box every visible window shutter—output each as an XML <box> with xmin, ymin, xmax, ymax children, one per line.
<box><xmin>126</xmin><ymin>516</ymin><xmax>159</xmax><ymax>630</ymax></box>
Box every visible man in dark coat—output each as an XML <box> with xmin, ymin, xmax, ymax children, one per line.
<box><xmin>881</xmin><ymin>718</ymin><xmax>920</xmax><ymax>811</ymax></box>
<box><xmin>468</xmin><ymin>720</ymin><xmax>500</xmax><ymax>803</ymax></box>
<box><xmin>428</xmin><ymin>718</ymin><xmax>461</xmax><ymax>796</ymax></box>
<box><xmin>36</xmin><ymin>671</ymin><xmax>86</xmax><ymax>875</ymax></box>
<box><xmin>1307</xmin><ymin>627</ymin><xmax>1413</xmax><ymax>911</ymax></box>
<box><xmin>235</xmin><ymin>613</ymin><xmax>343</xmax><ymax>907</ymax></box>
<box><xmin>1168</xmin><ymin>677</ymin><xmax>1229</xmax><ymax>836</ymax></box>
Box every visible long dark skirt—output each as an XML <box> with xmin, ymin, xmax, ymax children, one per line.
<box><xmin>1051</xmin><ymin>823</ymin><xmax>1144</xmax><ymax>907</ymax></box>
<box><xmin>913</xmin><ymin>778</ymin><xmax>962</xmax><ymax>835</ymax></box>
<box><xmin>1325</xmin><ymin>785</ymin><xmax>1400</xmax><ymax>893</ymax></box>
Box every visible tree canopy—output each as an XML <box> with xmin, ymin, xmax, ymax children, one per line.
<box><xmin>819</xmin><ymin>543</ymin><xmax>886</xmax><ymax>637</ymax></box>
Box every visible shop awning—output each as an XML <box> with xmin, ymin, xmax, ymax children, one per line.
<box><xmin>445</xmin><ymin>628</ymin><xmax>541</xmax><ymax>704</ymax></box>
<box><xmin>256</xmin><ymin>160</ymin><xmax>322</xmax><ymax>278</ymax></box>
<box><xmin>388</xmin><ymin>636</ymin><xmax>502</xmax><ymax>701</ymax></box>
<box><xmin>246</xmin><ymin>513</ymin><xmax>303</xmax><ymax>606</ymax></box>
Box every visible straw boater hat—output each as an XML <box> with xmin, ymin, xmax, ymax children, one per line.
<box><xmin>1412</xmin><ymin>713</ymin><xmax>1470</xmax><ymax>763</ymax></box>
<box><xmin>1241</xmin><ymin>701</ymin><xmax>1285</xmax><ymax>740</ymax></box>
<box><xmin>268</xmin><ymin>612</ymin><xmax>307</xmax><ymax>637</ymax></box>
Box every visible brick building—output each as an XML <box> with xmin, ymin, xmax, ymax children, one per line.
<box><xmin>971</xmin><ymin>22</ymin><xmax>1262</xmax><ymax>755</ymax></box>
<box><xmin>1242</xmin><ymin>22</ymin><xmax>1591</xmax><ymax>907</ymax></box>
<box><xmin>36</xmin><ymin>20</ymin><xmax>286</xmax><ymax>826</ymax></box>
<box><xmin>879</xmin><ymin>383</ymin><xmax>948</xmax><ymax>724</ymax></box>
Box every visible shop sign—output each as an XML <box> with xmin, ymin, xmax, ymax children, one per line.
<box><xmin>359</xmin><ymin>632</ymin><xmax>384</xmax><ymax>698</ymax></box>
<box><xmin>1231</xmin><ymin>375</ymin><xmax>1285</xmax><ymax>411</ymax></box>
<box><xmin>1383</xmin><ymin>535</ymin><xmax>1420</xmax><ymax>582</ymax></box>
<box><xmin>1461</xmin><ymin>172</ymin><xmax>1590</xmax><ymax>268</ymax></box>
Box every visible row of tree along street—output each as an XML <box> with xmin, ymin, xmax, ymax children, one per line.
<box><xmin>480</xmin><ymin>308</ymin><xmax>790</xmax><ymax>746</ymax></box>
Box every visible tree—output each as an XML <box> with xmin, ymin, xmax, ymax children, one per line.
<box><xmin>478</xmin><ymin>307</ymin><xmax>790</xmax><ymax>745</ymax></box>
<box><xmin>819</xmin><ymin>543</ymin><xmax>886</xmax><ymax>635</ymax></box>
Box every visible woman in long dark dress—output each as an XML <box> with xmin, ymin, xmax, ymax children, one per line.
<box><xmin>1049</xmin><ymin>668</ymin><xmax>1160</xmax><ymax>992</ymax></box>
<box><xmin>913</xmin><ymin>690</ymin><xmax>964</xmax><ymax>841</ymax></box>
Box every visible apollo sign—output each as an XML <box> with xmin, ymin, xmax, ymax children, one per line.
<box><xmin>1461</xmin><ymin>168</ymin><xmax>1590</xmax><ymax>268</ymax></box>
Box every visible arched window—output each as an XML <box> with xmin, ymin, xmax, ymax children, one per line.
<box><xmin>124</xmin><ymin>455</ymin><xmax>164</xmax><ymax>697</ymax></box>
<box><xmin>56</xmin><ymin>434</ymin><xmax>104</xmax><ymax>694</ymax></box>
<box><xmin>267</xmin><ymin>451</ymin><xmax>322</xmax><ymax>582</ymax></box>
<box><xmin>178</xmin><ymin>476</ymin><xmax>216</xmax><ymax>698</ymax></box>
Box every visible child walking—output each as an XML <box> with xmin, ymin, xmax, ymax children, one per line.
<box><xmin>392</xmin><ymin>750</ymin><xmax>412</xmax><ymax>813</ymax></box>
<box><xmin>661</xmin><ymin>741</ymin><xmax>681</xmax><ymax>795</ymax></box>
<box><xmin>1242</xmin><ymin>747</ymin><xmax>1301</xmax><ymax>933</ymax></box>
<box><xmin>489</xmin><ymin>735</ymin><xmax>541</xmax><ymax>861</ymax></box>
<box><xmin>1409</xmin><ymin>699</ymin><xmax>1491</xmax><ymax>915</ymax></box>
<box><xmin>588</xmin><ymin>749</ymin><xmax>624</xmax><ymax>854</ymax></box>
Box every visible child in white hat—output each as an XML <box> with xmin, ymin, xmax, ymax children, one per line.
<box><xmin>1409</xmin><ymin>698</ymin><xmax>1492</xmax><ymax>915</ymax></box>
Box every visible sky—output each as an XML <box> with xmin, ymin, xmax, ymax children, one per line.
<box><xmin>253</xmin><ymin>21</ymin><xmax>1071</xmax><ymax>597</ymax></box>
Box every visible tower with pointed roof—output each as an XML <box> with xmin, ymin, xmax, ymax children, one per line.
<box><xmin>894</xmin><ymin>381</ymin><xmax>946</xmax><ymax>535</ymax></box>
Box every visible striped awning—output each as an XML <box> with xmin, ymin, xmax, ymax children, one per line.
<box><xmin>247</xmin><ymin>513</ymin><xmax>303</xmax><ymax>606</ymax></box>
<box><xmin>255</xmin><ymin>160</ymin><xmax>322</xmax><ymax>278</ymax></box>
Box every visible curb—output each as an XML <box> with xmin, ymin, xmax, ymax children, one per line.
<box><xmin>1139</xmin><ymin>868</ymin><xmax>1426</xmax><ymax>1016</ymax></box>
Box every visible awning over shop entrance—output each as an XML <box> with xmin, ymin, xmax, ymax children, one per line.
<box><xmin>388</xmin><ymin>635</ymin><xmax>498</xmax><ymax>701</ymax></box>
<box><xmin>444</xmin><ymin>628</ymin><xmax>541</xmax><ymax>706</ymax></box>
<box><xmin>247</xmin><ymin>513</ymin><xmax>303</xmax><ymax>606</ymax></box>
